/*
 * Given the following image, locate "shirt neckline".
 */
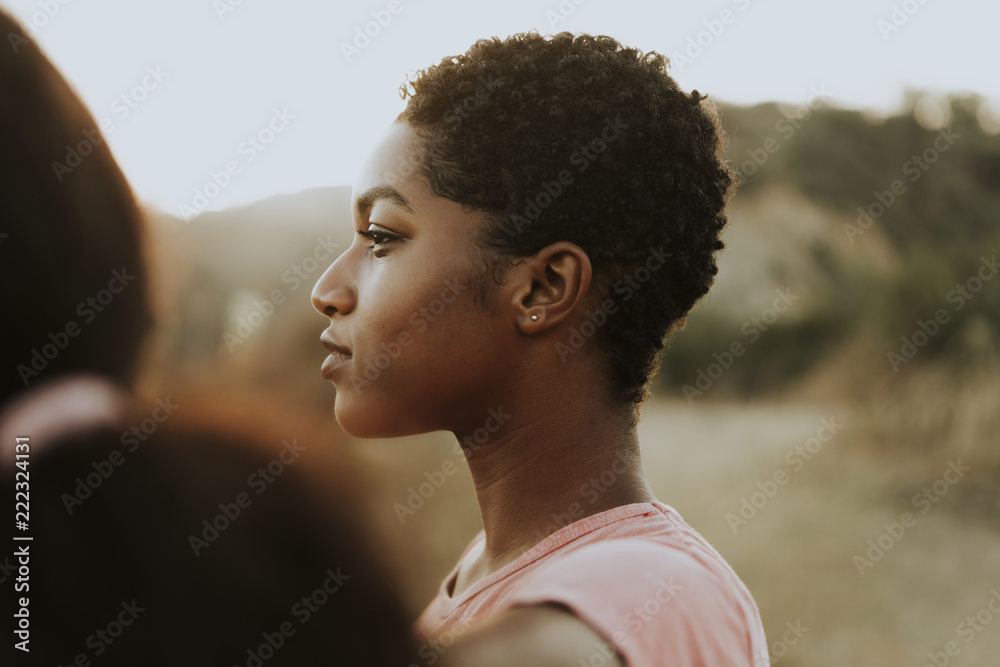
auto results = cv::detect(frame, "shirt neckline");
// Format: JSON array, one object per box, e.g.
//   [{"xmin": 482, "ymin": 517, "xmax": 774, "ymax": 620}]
[{"xmin": 437, "ymin": 500, "xmax": 673, "ymax": 613}]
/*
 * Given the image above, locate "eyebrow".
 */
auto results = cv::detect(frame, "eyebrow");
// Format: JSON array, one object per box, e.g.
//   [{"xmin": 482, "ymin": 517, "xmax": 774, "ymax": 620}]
[{"xmin": 354, "ymin": 185, "xmax": 415, "ymax": 217}]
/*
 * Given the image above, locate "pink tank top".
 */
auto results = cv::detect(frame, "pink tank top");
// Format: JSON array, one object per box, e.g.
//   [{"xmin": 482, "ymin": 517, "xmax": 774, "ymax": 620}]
[{"xmin": 414, "ymin": 501, "xmax": 769, "ymax": 666}]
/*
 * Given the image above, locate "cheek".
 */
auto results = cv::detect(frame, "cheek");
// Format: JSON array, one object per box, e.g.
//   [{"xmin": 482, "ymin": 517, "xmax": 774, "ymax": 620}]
[
  {"xmin": 361, "ymin": 284, "xmax": 474, "ymax": 378},
  {"xmin": 333, "ymin": 316, "xmax": 472, "ymax": 439},
  {"xmin": 345, "ymin": 272, "xmax": 487, "ymax": 404},
  {"xmin": 361, "ymin": 260, "xmax": 477, "ymax": 347},
  {"xmin": 357, "ymin": 268, "xmax": 444, "ymax": 349}
]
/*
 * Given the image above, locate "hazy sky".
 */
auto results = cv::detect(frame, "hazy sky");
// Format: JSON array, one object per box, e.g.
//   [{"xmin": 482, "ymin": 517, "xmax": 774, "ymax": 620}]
[{"xmin": 4, "ymin": 0, "xmax": 997, "ymax": 217}]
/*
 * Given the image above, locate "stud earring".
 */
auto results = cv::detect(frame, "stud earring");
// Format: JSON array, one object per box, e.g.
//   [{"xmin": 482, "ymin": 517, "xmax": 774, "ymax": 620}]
[{"xmin": 530, "ymin": 314, "xmax": 538, "ymax": 321}]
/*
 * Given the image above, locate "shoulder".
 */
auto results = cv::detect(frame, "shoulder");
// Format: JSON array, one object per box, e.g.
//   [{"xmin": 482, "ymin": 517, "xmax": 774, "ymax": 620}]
[
  {"xmin": 514, "ymin": 535, "xmax": 735, "ymax": 615},
  {"xmin": 506, "ymin": 536, "xmax": 765, "ymax": 666},
  {"xmin": 442, "ymin": 603, "xmax": 625, "ymax": 667}
]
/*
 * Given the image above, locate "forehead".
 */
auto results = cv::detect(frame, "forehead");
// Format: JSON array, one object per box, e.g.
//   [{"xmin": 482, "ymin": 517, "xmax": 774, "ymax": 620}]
[
  {"xmin": 351, "ymin": 121, "xmax": 426, "ymax": 214},
  {"xmin": 349, "ymin": 121, "xmax": 488, "ymax": 240}
]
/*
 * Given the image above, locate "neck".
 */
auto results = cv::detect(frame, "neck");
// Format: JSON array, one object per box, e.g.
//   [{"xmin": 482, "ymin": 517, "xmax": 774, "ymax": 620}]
[{"xmin": 452, "ymin": 391, "xmax": 656, "ymax": 574}]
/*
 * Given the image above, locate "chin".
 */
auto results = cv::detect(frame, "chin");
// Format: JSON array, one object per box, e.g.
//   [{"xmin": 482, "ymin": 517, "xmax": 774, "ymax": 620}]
[
  {"xmin": 333, "ymin": 396, "xmax": 404, "ymax": 439},
  {"xmin": 333, "ymin": 398, "xmax": 370, "ymax": 438}
]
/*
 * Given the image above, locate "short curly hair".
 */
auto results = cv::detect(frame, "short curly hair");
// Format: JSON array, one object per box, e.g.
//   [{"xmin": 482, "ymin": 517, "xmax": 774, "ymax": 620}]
[{"xmin": 397, "ymin": 31, "xmax": 734, "ymax": 406}]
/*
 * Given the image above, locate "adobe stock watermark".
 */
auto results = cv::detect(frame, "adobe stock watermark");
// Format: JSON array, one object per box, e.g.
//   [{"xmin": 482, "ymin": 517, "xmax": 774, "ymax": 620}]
[
  {"xmin": 60, "ymin": 397, "xmax": 180, "ymax": 514},
  {"xmin": 436, "ymin": 75, "xmax": 500, "ymax": 132},
  {"xmin": 349, "ymin": 277, "xmax": 469, "ymax": 390},
  {"xmin": 233, "ymin": 567, "xmax": 351, "ymax": 667},
  {"xmin": 340, "ymin": 0, "xmax": 407, "ymax": 63},
  {"xmin": 544, "ymin": 0, "xmax": 593, "ymax": 30},
  {"xmin": 843, "ymin": 125, "xmax": 959, "ymax": 243},
  {"xmin": 0, "ymin": 552, "xmax": 17, "ymax": 586},
  {"xmin": 15, "ymin": 268, "xmax": 136, "ymax": 387},
  {"xmin": 533, "ymin": 449, "xmax": 637, "ymax": 542},
  {"xmin": 393, "ymin": 406, "xmax": 510, "ymax": 523},
  {"xmin": 187, "ymin": 438, "xmax": 305, "ymax": 556},
  {"xmin": 737, "ymin": 85, "xmax": 831, "ymax": 184},
  {"xmin": 556, "ymin": 245, "xmax": 672, "ymax": 363},
  {"xmin": 887, "ymin": 254, "xmax": 998, "ymax": 372},
  {"xmin": 726, "ymin": 417, "xmax": 842, "ymax": 534},
  {"xmin": 511, "ymin": 117, "xmax": 629, "ymax": 234},
  {"xmin": 12, "ymin": 545, "xmax": 29, "ymax": 652},
  {"xmin": 383, "ymin": 75, "xmax": 501, "ymax": 187},
  {"xmin": 224, "ymin": 235, "xmax": 342, "ymax": 352},
  {"xmin": 920, "ymin": 587, "xmax": 1000, "ymax": 667},
  {"xmin": 579, "ymin": 577, "xmax": 683, "ymax": 666},
  {"xmin": 51, "ymin": 65, "xmax": 169, "ymax": 182},
  {"xmin": 178, "ymin": 107, "xmax": 295, "ymax": 221},
  {"xmin": 213, "ymin": 0, "xmax": 252, "ymax": 21},
  {"xmin": 669, "ymin": 0, "xmax": 755, "ymax": 73},
  {"xmin": 754, "ymin": 619, "xmax": 810, "ymax": 665},
  {"xmin": 877, "ymin": 0, "xmax": 932, "ymax": 41},
  {"xmin": 6, "ymin": 0, "xmax": 75, "ymax": 51},
  {"xmin": 853, "ymin": 459, "xmax": 969, "ymax": 576},
  {"xmin": 682, "ymin": 287, "xmax": 800, "ymax": 403},
  {"xmin": 409, "ymin": 615, "xmax": 476, "ymax": 667}
]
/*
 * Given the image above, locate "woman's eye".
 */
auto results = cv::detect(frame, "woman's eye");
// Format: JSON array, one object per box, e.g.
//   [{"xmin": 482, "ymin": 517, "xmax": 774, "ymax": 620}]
[{"xmin": 357, "ymin": 226, "xmax": 396, "ymax": 254}]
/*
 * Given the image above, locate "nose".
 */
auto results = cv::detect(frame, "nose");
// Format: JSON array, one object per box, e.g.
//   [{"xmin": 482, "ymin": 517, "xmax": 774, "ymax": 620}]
[{"xmin": 311, "ymin": 249, "xmax": 356, "ymax": 318}]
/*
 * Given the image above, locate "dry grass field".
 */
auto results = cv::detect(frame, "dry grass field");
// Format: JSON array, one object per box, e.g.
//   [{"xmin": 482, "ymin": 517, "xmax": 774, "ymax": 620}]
[{"xmin": 345, "ymin": 397, "xmax": 1000, "ymax": 666}]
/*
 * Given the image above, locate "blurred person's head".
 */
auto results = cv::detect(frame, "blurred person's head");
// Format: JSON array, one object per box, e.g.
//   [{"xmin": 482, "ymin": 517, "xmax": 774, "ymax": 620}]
[
  {"xmin": 0, "ymin": 11, "xmax": 419, "ymax": 663},
  {"xmin": 311, "ymin": 31, "xmax": 732, "ymax": 435},
  {"xmin": 2, "ymin": 407, "xmax": 418, "ymax": 665},
  {"xmin": 0, "ymin": 7, "xmax": 154, "ymax": 408}
]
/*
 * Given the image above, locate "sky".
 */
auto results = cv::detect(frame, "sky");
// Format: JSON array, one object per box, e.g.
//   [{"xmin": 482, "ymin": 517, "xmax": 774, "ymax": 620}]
[{"xmin": 4, "ymin": 0, "xmax": 998, "ymax": 217}]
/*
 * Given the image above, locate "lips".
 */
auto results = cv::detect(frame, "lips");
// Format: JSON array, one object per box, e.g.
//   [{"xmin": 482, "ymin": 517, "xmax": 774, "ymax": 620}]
[
  {"xmin": 320, "ymin": 333, "xmax": 352, "ymax": 358},
  {"xmin": 320, "ymin": 332, "xmax": 352, "ymax": 380}
]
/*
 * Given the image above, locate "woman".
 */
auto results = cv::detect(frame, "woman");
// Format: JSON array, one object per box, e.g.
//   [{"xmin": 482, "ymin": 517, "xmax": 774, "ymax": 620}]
[
  {"xmin": 0, "ymin": 9, "xmax": 417, "ymax": 664},
  {"xmin": 311, "ymin": 31, "xmax": 769, "ymax": 666}
]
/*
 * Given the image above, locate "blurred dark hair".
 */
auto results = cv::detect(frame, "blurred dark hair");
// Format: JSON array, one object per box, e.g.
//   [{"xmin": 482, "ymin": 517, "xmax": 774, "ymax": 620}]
[
  {"xmin": 2, "ymin": 409, "xmax": 418, "ymax": 665},
  {"xmin": 0, "ymin": 8, "xmax": 154, "ymax": 407},
  {"xmin": 0, "ymin": 11, "xmax": 418, "ymax": 663}
]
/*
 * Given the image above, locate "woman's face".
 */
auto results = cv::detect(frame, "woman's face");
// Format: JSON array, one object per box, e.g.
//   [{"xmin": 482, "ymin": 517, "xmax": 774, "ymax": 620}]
[{"xmin": 311, "ymin": 121, "xmax": 512, "ymax": 438}]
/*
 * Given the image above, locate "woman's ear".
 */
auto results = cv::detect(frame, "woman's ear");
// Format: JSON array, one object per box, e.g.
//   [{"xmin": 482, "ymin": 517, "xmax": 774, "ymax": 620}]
[{"xmin": 508, "ymin": 241, "xmax": 592, "ymax": 333}]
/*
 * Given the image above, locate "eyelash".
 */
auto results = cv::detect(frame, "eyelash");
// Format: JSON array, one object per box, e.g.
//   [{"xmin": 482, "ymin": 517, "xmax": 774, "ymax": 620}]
[{"xmin": 357, "ymin": 227, "xmax": 397, "ymax": 255}]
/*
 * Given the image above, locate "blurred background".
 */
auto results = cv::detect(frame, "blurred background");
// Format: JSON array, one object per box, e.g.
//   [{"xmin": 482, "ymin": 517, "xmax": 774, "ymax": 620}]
[{"xmin": 6, "ymin": 0, "xmax": 999, "ymax": 664}]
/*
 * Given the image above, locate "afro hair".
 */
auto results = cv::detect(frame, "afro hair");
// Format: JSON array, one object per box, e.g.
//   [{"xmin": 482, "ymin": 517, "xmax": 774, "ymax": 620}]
[{"xmin": 397, "ymin": 31, "xmax": 735, "ymax": 406}]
